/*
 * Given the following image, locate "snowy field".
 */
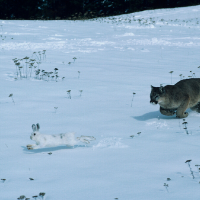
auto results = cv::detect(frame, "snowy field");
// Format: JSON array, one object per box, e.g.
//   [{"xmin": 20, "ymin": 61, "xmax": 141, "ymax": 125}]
[{"xmin": 1, "ymin": 5, "xmax": 200, "ymax": 200}]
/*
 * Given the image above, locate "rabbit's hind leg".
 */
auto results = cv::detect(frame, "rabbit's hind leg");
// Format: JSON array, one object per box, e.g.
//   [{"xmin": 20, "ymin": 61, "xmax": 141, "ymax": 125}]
[
  {"xmin": 77, "ymin": 136, "xmax": 96, "ymax": 144},
  {"xmin": 27, "ymin": 144, "xmax": 38, "ymax": 150},
  {"xmin": 77, "ymin": 137, "xmax": 90, "ymax": 144},
  {"xmin": 80, "ymin": 136, "xmax": 96, "ymax": 141}
]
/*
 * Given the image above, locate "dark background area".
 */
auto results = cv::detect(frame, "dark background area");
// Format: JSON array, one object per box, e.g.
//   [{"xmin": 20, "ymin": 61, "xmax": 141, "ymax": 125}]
[{"xmin": 0, "ymin": 0, "xmax": 200, "ymax": 20}]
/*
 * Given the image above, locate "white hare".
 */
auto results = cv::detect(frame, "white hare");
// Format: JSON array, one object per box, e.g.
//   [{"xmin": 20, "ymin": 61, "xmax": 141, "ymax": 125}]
[{"xmin": 27, "ymin": 123, "xmax": 96, "ymax": 150}]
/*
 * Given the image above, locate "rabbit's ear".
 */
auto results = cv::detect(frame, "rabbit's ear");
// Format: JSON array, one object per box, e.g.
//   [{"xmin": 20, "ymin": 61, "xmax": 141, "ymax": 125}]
[
  {"xmin": 36, "ymin": 123, "xmax": 40, "ymax": 131},
  {"xmin": 32, "ymin": 124, "xmax": 36, "ymax": 131}
]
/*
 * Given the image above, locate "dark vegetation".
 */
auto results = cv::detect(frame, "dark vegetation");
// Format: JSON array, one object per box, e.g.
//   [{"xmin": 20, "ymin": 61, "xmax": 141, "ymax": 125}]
[{"xmin": 0, "ymin": 0, "xmax": 200, "ymax": 20}]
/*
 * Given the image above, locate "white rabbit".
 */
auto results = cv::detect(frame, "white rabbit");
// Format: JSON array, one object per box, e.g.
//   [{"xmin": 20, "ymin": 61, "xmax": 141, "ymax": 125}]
[{"xmin": 27, "ymin": 123, "xmax": 96, "ymax": 150}]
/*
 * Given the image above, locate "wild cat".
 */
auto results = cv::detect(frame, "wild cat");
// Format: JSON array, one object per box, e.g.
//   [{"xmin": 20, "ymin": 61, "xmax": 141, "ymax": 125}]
[
  {"xmin": 27, "ymin": 123, "xmax": 96, "ymax": 150},
  {"xmin": 150, "ymin": 78, "xmax": 200, "ymax": 118}
]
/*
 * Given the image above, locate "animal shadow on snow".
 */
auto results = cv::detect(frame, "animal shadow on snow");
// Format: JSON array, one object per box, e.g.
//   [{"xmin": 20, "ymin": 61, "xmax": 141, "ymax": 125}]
[
  {"xmin": 22, "ymin": 145, "xmax": 88, "ymax": 154},
  {"xmin": 132, "ymin": 110, "xmax": 192, "ymax": 121}
]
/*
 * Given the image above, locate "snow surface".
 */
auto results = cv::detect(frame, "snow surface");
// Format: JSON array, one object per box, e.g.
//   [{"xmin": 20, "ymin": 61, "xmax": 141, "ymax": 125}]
[{"xmin": 1, "ymin": 5, "xmax": 200, "ymax": 200}]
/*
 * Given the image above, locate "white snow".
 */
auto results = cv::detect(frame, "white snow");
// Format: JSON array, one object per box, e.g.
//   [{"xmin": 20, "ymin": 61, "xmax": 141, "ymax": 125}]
[{"xmin": 1, "ymin": 5, "xmax": 200, "ymax": 200}]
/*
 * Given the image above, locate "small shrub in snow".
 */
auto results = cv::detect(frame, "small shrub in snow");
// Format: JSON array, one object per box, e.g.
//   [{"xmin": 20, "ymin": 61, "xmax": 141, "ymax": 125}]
[
  {"xmin": 195, "ymin": 164, "xmax": 200, "ymax": 171},
  {"xmin": 13, "ymin": 51, "xmax": 62, "ymax": 82},
  {"xmin": 39, "ymin": 193, "xmax": 45, "ymax": 199},
  {"xmin": 54, "ymin": 68, "xmax": 58, "ymax": 73},
  {"xmin": 182, "ymin": 120, "xmax": 189, "ymax": 134},
  {"xmin": 189, "ymin": 70, "xmax": 193, "ymax": 77},
  {"xmin": 79, "ymin": 90, "xmax": 83, "ymax": 97},
  {"xmin": 169, "ymin": 71, "xmax": 173, "ymax": 84},
  {"xmin": 17, "ymin": 195, "xmax": 26, "ymax": 200},
  {"xmin": 67, "ymin": 90, "xmax": 71, "ymax": 99},
  {"xmin": 23, "ymin": 56, "xmax": 29, "ymax": 78},
  {"xmin": 78, "ymin": 71, "xmax": 80, "ymax": 79},
  {"xmin": 163, "ymin": 183, "xmax": 169, "ymax": 192},
  {"xmin": 13, "ymin": 55, "xmax": 36, "ymax": 80},
  {"xmin": 8, "ymin": 93, "xmax": 15, "ymax": 105},
  {"xmin": 42, "ymin": 50, "xmax": 46, "ymax": 60},
  {"xmin": 183, "ymin": 126, "xmax": 189, "ymax": 134},
  {"xmin": 55, "ymin": 74, "xmax": 59, "ymax": 82},
  {"xmin": 131, "ymin": 92, "xmax": 136, "ymax": 107},
  {"xmin": 54, "ymin": 107, "xmax": 58, "ymax": 113},
  {"xmin": 185, "ymin": 160, "xmax": 195, "ymax": 179}
]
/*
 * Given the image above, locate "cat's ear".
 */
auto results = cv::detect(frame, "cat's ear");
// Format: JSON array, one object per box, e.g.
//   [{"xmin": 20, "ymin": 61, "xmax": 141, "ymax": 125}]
[
  {"xmin": 159, "ymin": 86, "xmax": 165, "ymax": 93},
  {"xmin": 151, "ymin": 85, "xmax": 154, "ymax": 90}
]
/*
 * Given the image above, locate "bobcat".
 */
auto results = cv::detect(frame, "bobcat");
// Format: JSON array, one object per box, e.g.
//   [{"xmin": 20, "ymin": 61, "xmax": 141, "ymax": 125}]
[{"xmin": 150, "ymin": 78, "xmax": 200, "ymax": 118}]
